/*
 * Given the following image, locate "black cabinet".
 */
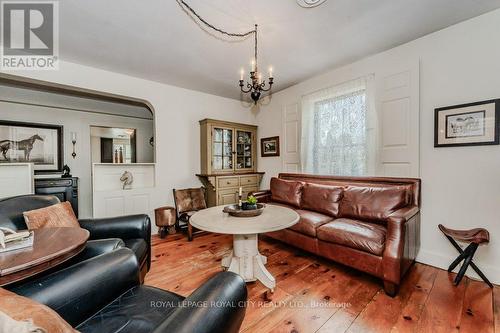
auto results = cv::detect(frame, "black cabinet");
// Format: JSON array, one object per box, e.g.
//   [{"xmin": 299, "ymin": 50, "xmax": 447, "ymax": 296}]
[{"xmin": 34, "ymin": 177, "xmax": 79, "ymax": 217}]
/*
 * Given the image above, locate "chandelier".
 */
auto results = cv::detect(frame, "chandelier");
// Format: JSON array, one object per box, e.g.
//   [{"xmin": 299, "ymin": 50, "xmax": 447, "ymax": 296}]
[
  {"xmin": 178, "ymin": 0, "xmax": 274, "ymax": 104},
  {"xmin": 239, "ymin": 24, "xmax": 274, "ymax": 104}
]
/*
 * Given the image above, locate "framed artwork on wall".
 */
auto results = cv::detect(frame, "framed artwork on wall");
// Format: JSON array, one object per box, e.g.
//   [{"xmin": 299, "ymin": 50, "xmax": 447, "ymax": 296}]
[
  {"xmin": 0, "ymin": 120, "xmax": 63, "ymax": 173},
  {"xmin": 261, "ymin": 136, "xmax": 280, "ymax": 157},
  {"xmin": 434, "ymin": 99, "xmax": 500, "ymax": 147}
]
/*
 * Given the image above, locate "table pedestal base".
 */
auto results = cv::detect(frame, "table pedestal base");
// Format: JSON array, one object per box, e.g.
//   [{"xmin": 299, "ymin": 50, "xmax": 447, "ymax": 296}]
[{"xmin": 221, "ymin": 234, "xmax": 275, "ymax": 291}]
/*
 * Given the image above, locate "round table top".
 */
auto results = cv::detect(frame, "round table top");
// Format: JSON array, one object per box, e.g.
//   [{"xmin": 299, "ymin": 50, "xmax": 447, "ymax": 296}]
[
  {"xmin": 0, "ymin": 227, "xmax": 89, "ymax": 286},
  {"xmin": 190, "ymin": 204, "xmax": 300, "ymax": 235}
]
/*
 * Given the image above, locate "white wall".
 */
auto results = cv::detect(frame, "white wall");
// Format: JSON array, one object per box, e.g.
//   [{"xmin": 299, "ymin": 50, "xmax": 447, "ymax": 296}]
[
  {"xmin": 0, "ymin": 100, "xmax": 154, "ymax": 217},
  {"xmin": 1, "ymin": 60, "xmax": 256, "ymax": 222},
  {"xmin": 255, "ymin": 9, "xmax": 500, "ymax": 283}
]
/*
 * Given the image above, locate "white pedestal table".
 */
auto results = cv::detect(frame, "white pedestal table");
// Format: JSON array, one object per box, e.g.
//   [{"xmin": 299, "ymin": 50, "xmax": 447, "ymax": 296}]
[{"xmin": 190, "ymin": 204, "xmax": 299, "ymax": 291}]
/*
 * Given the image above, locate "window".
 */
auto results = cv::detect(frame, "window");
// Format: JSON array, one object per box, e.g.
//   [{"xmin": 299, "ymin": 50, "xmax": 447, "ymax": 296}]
[
  {"xmin": 301, "ymin": 76, "xmax": 374, "ymax": 176},
  {"xmin": 312, "ymin": 89, "xmax": 367, "ymax": 175}
]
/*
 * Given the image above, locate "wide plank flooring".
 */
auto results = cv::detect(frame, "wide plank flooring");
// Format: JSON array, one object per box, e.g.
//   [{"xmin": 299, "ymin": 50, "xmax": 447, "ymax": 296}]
[{"xmin": 145, "ymin": 232, "xmax": 499, "ymax": 333}]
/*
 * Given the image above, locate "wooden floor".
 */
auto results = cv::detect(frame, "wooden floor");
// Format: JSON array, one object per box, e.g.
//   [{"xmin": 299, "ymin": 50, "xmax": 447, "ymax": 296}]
[{"xmin": 145, "ymin": 232, "xmax": 500, "ymax": 333}]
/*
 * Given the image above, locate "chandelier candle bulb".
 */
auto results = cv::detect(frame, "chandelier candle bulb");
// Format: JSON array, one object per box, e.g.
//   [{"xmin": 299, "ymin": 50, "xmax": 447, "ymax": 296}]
[
  {"xmin": 269, "ymin": 67, "xmax": 273, "ymax": 78},
  {"xmin": 240, "ymin": 69, "xmax": 244, "ymax": 81}
]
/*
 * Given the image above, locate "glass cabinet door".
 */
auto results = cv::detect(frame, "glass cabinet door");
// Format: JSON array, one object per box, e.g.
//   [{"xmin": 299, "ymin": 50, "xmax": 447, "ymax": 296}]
[
  {"xmin": 212, "ymin": 127, "xmax": 233, "ymax": 171},
  {"xmin": 236, "ymin": 130, "xmax": 253, "ymax": 170}
]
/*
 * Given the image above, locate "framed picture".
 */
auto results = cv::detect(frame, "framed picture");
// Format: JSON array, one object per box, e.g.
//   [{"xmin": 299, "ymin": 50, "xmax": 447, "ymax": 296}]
[
  {"xmin": 434, "ymin": 99, "xmax": 500, "ymax": 147},
  {"xmin": 0, "ymin": 120, "xmax": 63, "ymax": 173},
  {"xmin": 261, "ymin": 136, "xmax": 280, "ymax": 157}
]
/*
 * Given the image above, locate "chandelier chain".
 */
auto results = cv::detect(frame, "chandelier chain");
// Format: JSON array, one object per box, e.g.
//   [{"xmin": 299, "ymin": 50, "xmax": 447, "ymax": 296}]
[{"xmin": 179, "ymin": 0, "xmax": 256, "ymax": 38}]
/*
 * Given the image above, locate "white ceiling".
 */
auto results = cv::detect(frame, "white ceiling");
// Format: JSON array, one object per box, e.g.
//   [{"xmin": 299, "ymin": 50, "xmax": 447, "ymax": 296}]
[{"xmin": 59, "ymin": 0, "xmax": 500, "ymax": 100}]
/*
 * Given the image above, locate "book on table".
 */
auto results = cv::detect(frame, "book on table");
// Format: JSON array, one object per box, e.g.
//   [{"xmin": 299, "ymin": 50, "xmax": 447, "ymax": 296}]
[{"xmin": 0, "ymin": 228, "xmax": 34, "ymax": 253}]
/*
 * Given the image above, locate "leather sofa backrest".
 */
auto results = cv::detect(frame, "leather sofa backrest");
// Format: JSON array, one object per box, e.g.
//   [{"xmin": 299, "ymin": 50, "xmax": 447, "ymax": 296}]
[
  {"xmin": 301, "ymin": 183, "xmax": 343, "ymax": 217},
  {"xmin": 270, "ymin": 177, "xmax": 303, "ymax": 208},
  {"xmin": 278, "ymin": 173, "xmax": 420, "ymax": 207},
  {"xmin": 339, "ymin": 185, "xmax": 409, "ymax": 223},
  {"xmin": 0, "ymin": 195, "xmax": 60, "ymax": 231}
]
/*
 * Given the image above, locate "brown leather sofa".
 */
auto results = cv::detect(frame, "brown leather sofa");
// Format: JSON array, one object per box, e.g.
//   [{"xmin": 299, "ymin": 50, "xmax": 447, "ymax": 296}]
[{"xmin": 252, "ymin": 173, "xmax": 421, "ymax": 296}]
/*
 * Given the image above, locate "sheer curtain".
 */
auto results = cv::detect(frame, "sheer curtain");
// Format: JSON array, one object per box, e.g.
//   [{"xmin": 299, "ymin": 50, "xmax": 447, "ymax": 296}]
[{"xmin": 301, "ymin": 75, "xmax": 377, "ymax": 176}]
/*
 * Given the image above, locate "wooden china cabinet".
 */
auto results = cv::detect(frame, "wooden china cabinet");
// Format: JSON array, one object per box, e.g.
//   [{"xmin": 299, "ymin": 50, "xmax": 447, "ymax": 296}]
[{"xmin": 197, "ymin": 119, "xmax": 264, "ymax": 207}]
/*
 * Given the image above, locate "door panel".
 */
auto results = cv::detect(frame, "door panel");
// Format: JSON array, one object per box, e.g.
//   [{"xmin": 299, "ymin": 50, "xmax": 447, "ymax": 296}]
[
  {"xmin": 376, "ymin": 61, "xmax": 420, "ymax": 177},
  {"xmin": 282, "ymin": 103, "xmax": 301, "ymax": 173}
]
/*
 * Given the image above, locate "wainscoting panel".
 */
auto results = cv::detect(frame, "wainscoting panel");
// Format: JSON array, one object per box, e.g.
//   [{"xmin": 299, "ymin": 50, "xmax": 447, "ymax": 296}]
[
  {"xmin": 93, "ymin": 163, "xmax": 155, "ymax": 218},
  {"xmin": 0, "ymin": 163, "xmax": 34, "ymax": 199}
]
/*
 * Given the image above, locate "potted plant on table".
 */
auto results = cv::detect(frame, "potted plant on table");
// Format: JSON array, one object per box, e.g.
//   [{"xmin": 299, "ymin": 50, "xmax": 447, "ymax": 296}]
[{"xmin": 241, "ymin": 195, "xmax": 258, "ymax": 210}]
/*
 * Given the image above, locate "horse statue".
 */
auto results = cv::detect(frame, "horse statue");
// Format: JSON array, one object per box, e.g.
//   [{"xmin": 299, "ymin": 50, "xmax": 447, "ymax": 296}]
[
  {"xmin": 120, "ymin": 171, "xmax": 133, "ymax": 190},
  {"xmin": 0, "ymin": 134, "xmax": 44, "ymax": 161}
]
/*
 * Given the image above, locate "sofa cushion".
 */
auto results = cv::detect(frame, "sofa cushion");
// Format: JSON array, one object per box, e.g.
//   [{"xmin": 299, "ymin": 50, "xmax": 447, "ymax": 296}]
[
  {"xmin": 339, "ymin": 185, "xmax": 408, "ymax": 223},
  {"xmin": 289, "ymin": 209, "xmax": 333, "ymax": 237},
  {"xmin": 270, "ymin": 177, "xmax": 304, "ymax": 208},
  {"xmin": 124, "ymin": 239, "xmax": 148, "ymax": 265},
  {"xmin": 317, "ymin": 218, "xmax": 386, "ymax": 255},
  {"xmin": 76, "ymin": 285, "xmax": 184, "ymax": 333},
  {"xmin": 301, "ymin": 183, "xmax": 343, "ymax": 217}
]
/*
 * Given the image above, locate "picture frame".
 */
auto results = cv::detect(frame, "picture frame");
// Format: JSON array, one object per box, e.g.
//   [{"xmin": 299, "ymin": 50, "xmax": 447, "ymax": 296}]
[
  {"xmin": 0, "ymin": 120, "xmax": 64, "ymax": 173},
  {"xmin": 260, "ymin": 136, "xmax": 280, "ymax": 157},
  {"xmin": 434, "ymin": 99, "xmax": 500, "ymax": 147}
]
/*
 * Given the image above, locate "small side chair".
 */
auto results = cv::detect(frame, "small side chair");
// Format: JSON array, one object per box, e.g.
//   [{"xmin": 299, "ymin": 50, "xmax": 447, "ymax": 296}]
[
  {"xmin": 173, "ymin": 187, "xmax": 207, "ymax": 241},
  {"xmin": 438, "ymin": 224, "xmax": 493, "ymax": 288}
]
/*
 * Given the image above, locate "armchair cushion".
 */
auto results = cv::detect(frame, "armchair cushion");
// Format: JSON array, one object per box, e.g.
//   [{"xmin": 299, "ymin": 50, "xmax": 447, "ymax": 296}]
[{"xmin": 76, "ymin": 286, "xmax": 184, "ymax": 333}]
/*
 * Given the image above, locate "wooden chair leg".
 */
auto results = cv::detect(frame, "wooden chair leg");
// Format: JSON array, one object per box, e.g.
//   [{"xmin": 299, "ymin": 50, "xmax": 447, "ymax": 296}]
[
  {"xmin": 454, "ymin": 243, "xmax": 477, "ymax": 286},
  {"xmin": 187, "ymin": 222, "xmax": 193, "ymax": 242}
]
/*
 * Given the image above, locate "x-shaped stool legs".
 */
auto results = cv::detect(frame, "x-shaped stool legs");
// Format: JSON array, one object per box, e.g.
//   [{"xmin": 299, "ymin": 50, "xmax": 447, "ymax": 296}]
[{"xmin": 444, "ymin": 235, "xmax": 493, "ymax": 288}]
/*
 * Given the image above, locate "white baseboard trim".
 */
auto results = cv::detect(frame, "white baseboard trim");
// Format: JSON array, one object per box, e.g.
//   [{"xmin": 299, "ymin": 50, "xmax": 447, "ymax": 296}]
[{"xmin": 416, "ymin": 249, "xmax": 499, "ymax": 285}]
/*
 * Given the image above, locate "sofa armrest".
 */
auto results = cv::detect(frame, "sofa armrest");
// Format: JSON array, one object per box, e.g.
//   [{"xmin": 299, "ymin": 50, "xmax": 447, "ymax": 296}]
[
  {"xmin": 9, "ymin": 248, "xmax": 139, "ymax": 327},
  {"xmin": 387, "ymin": 206, "xmax": 419, "ymax": 224},
  {"xmin": 250, "ymin": 190, "xmax": 272, "ymax": 203},
  {"xmin": 79, "ymin": 214, "xmax": 151, "ymax": 241},
  {"xmin": 153, "ymin": 272, "xmax": 247, "ymax": 333},
  {"xmin": 79, "ymin": 214, "xmax": 151, "ymax": 270},
  {"xmin": 382, "ymin": 206, "xmax": 420, "ymax": 287}
]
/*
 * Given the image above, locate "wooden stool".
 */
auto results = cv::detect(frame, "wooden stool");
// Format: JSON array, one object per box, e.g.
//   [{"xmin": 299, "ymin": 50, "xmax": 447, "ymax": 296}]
[
  {"xmin": 438, "ymin": 224, "xmax": 492, "ymax": 288},
  {"xmin": 154, "ymin": 206, "xmax": 176, "ymax": 239}
]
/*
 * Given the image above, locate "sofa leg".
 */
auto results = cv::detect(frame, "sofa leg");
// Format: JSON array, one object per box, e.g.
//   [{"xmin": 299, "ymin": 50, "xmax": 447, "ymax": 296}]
[{"xmin": 383, "ymin": 281, "xmax": 399, "ymax": 297}]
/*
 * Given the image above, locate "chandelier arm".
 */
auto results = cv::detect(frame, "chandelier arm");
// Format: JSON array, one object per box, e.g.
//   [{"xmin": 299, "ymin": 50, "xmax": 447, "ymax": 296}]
[{"xmin": 240, "ymin": 85, "xmax": 253, "ymax": 94}]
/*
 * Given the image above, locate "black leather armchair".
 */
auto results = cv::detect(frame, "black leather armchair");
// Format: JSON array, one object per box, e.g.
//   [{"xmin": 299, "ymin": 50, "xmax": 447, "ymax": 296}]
[
  {"xmin": 10, "ymin": 248, "xmax": 247, "ymax": 333},
  {"xmin": 0, "ymin": 194, "xmax": 151, "ymax": 281}
]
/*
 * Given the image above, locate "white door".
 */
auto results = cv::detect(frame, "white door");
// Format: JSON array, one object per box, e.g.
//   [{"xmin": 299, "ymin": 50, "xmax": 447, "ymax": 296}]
[
  {"xmin": 282, "ymin": 103, "xmax": 301, "ymax": 173},
  {"xmin": 376, "ymin": 60, "xmax": 420, "ymax": 177}
]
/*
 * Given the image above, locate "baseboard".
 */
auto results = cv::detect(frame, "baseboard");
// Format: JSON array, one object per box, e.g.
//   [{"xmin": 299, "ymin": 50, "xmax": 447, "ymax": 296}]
[{"xmin": 416, "ymin": 249, "xmax": 500, "ymax": 285}]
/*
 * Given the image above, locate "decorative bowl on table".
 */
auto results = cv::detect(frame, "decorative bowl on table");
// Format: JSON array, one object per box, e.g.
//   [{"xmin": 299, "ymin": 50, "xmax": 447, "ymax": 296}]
[{"xmin": 223, "ymin": 203, "xmax": 266, "ymax": 217}]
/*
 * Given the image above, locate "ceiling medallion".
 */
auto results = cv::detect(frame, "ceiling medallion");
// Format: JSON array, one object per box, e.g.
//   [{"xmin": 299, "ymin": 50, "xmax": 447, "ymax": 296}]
[
  {"xmin": 296, "ymin": 0, "xmax": 327, "ymax": 8},
  {"xmin": 178, "ymin": 0, "xmax": 274, "ymax": 104}
]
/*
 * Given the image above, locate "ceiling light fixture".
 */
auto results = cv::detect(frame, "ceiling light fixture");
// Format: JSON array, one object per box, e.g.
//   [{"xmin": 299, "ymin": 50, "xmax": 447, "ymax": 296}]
[
  {"xmin": 178, "ymin": 0, "xmax": 274, "ymax": 104},
  {"xmin": 296, "ymin": 0, "xmax": 327, "ymax": 8}
]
